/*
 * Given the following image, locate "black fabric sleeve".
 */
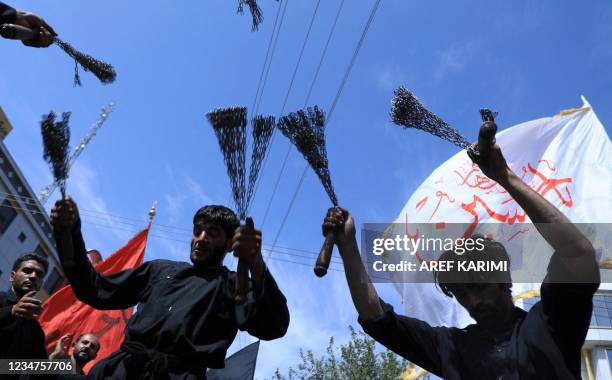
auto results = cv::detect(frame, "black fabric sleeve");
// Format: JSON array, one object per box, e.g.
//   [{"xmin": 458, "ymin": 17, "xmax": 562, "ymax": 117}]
[
  {"xmin": 55, "ymin": 223, "xmax": 153, "ymax": 310},
  {"xmin": 0, "ymin": 305, "xmax": 15, "ymax": 326},
  {"xmin": 358, "ymin": 298, "xmax": 444, "ymax": 376},
  {"xmin": 0, "ymin": 2, "xmax": 17, "ymax": 24},
  {"xmin": 541, "ymin": 252, "xmax": 599, "ymax": 369},
  {"xmin": 33, "ymin": 326, "xmax": 48, "ymax": 359},
  {"xmin": 234, "ymin": 268, "xmax": 289, "ymax": 340}
]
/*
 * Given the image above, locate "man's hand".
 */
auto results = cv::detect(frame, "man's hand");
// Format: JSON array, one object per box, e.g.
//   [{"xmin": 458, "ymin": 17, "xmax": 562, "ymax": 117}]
[
  {"xmin": 11, "ymin": 291, "xmax": 42, "ymax": 320},
  {"xmin": 468, "ymin": 139, "xmax": 511, "ymax": 185},
  {"xmin": 14, "ymin": 10, "xmax": 56, "ymax": 47},
  {"xmin": 322, "ymin": 207, "xmax": 356, "ymax": 249},
  {"xmin": 232, "ymin": 217, "xmax": 264, "ymax": 273},
  {"xmin": 50, "ymin": 197, "xmax": 80, "ymax": 234},
  {"xmin": 49, "ymin": 333, "xmax": 72, "ymax": 359}
]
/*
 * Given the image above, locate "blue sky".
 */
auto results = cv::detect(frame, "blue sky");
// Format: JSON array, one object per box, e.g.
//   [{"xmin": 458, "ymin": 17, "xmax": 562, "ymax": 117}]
[{"xmin": 1, "ymin": 0, "xmax": 611, "ymax": 377}]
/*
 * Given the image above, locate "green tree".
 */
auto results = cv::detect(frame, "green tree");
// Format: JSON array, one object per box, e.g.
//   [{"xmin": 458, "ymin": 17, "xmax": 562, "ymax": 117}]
[{"xmin": 268, "ymin": 326, "xmax": 430, "ymax": 380}]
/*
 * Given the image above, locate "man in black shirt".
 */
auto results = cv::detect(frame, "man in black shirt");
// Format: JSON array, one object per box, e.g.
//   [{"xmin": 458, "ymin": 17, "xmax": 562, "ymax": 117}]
[
  {"xmin": 322, "ymin": 139, "xmax": 600, "ymax": 379},
  {"xmin": 0, "ymin": 2, "xmax": 55, "ymax": 47},
  {"xmin": 0, "ymin": 253, "xmax": 49, "ymax": 361},
  {"xmin": 51, "ymin": 199, "xmax": 290, "ymax": 379},
  {"xmin": 50, "ymin": 333, "xmax": 100, "ymax": 375}
]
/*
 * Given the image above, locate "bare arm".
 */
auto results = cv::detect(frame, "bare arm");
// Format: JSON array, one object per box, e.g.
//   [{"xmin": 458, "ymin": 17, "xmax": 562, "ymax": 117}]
[
  {"xmin": 323, "ymin": 208, "xmax": 383, "ymax": 321},
  {"xmin": 472, "ymin": 137, "xmax": 598, "ymax": 282}
]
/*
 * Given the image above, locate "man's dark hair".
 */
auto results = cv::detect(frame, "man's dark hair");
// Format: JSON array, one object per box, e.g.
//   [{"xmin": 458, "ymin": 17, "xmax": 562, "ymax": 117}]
[
  {"xmin": 434, "ymin": 235, "xmax": 512, "ymax": 298},
  {"xmin": 193, "ymin": 205, "xmax": 240, "ymax": 240},
  {"xmin": 12, "ymin": 253, "xmax": 49, "ymax": 274}
]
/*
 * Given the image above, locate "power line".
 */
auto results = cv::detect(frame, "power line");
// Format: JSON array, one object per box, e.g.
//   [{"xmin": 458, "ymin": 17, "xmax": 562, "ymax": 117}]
[
  {"xmin": 250, "ymin": 0, "xmax": 323, "ymax": 216},
  {"xmin": 258, "ymin": 0, "xmax": 346, "ymax": 228},
  {"xmin": 0, "ymin": 200, "xmax": 336, "ymax": 261},
  {"xmin": 250, "ymin": 0, "xmax": 286, "ymax": 117},
  {"xmin": 252, "ymin": 0, "xmax": 290, "ymax": 117},
  {"xmin": 267, "ymin": 0, "xmax": 382, "ymax": 260},
  {"xmin": 1, "ymin": 203, "xmax": 393, "ymax": 281}
]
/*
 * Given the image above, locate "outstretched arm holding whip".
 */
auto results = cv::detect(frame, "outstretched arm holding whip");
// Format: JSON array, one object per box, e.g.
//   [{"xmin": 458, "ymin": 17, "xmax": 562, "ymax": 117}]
[
  {"xmin": 276, "ymin": 106, "xmax": 339, "ymax": 277},
  {"xmin": 0, "ymin": 2, "xmax": 116, "ymax": 86},
  {"xmin": 206, "ymin": 107, "xmax": 275, "ymax": 303},
  {"xmin": 390, "ymin": 85, "xmax": 498, "ymax": 160}
]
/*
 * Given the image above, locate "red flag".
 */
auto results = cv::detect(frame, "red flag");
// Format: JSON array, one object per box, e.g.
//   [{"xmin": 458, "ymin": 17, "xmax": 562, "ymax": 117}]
[{"xmin": 38, "ymin": 226, "xmax": 150, "ymax": 373}]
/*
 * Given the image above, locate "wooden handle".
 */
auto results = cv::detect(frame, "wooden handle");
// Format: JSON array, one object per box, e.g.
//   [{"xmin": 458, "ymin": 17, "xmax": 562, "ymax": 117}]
[
  {"xmin": 235, "ymin": 259, "xmax": 249, "ymax": 304},
  {"xmin": 0, "ymin": 24, "xmax": 37, "ymax": 41},
  {"xmin": 477, "ymin": 109, "xmax": 497, "ymax": 157},
  {"xmin": 234, "ymin": 217, "xmax": 255, "ymax": 304},
  {"xmin": 314, "ymin": 230, "xmax": 335, "ymax": 277}
]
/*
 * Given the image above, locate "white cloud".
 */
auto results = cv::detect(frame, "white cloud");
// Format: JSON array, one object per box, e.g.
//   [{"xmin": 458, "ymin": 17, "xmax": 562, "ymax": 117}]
[
  {"xmin": 376, "ymin": 64, "xmax": 408, "ymax": 91},
  {"xmin": 69, "ymin": 160, "xmax": 132, "ymax": 254},
  {"xmin": 433, "ymin": 41, "xmax": 479, "ymax": 83}
]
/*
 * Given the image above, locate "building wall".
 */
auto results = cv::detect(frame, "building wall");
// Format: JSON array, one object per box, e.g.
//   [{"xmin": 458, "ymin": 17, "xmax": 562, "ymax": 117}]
[{"xmin": 0, "ymin": 139, "xmax": 65, "ymax": 299}]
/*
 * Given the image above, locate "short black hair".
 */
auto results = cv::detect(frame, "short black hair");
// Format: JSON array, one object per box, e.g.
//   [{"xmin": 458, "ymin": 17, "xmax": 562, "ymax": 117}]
[
  {"xmin": 193, "ymin": 205, "xmax": 240, "ymax": 240},
  {"xmin": 12, "ymin": 253, "xmax": 49, "ymax": 275},
  {"xmin": 434, "ymin": 235, "xmax": 511, "ymax": 298}
]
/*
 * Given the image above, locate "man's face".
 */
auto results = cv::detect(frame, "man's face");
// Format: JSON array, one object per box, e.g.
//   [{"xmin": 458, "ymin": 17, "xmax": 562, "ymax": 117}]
[
  {"xmin": 10, "ymin": 260, "xmax": 46, "ymax": 297},
  {"xmin": 190, "ymin": 217, "xmax": 230, "ymax": 267},
  {"xmin": 450, "ymin": 283, "xmax": 511, "ymax": 325},
  {"xmin": 72, "ymin": 334, "xmax": 100, "ymax": 364}
]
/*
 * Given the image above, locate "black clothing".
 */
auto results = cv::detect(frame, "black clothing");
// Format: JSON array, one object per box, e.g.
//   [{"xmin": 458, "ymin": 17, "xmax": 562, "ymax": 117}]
[
  {"xmin": 0, "ymin": 289, "xmax": 48, "ymax": 359},
  {"xmin": 0, "ymin": 2, "xmax": 16, "ymax": 25},
  {"xmin": 359, "ymin": 255, "xmax": 599, "ymax": 379},
  {"xmin": 56, "ymin": 224, "xmax": 289, "ymax": 380}
]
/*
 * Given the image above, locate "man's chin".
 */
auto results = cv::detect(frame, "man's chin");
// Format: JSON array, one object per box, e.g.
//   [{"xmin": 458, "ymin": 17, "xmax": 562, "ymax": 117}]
[
  {"xmin": 191, "ymin": 251, "xmax": 223, "ymax": 267},
  {"xmin": 74, "ymin": 352, "xmax": 91, "ymax": 363}
]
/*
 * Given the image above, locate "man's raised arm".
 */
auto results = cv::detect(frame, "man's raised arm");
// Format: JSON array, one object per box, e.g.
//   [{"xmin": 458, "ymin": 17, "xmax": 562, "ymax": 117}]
[
  {"xmin": 470, "ymin": 139, "xmax": 600, "ymax": 284},
  {"xmin": 51, "ymin": 197, "xmax": 151, "ymax": 309},
  {"xmin": 324, "ymin": 208, "xmax": 383, "ymax": 321}
]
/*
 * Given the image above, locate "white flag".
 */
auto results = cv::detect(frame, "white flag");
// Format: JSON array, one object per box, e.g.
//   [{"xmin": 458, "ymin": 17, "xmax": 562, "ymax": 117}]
[{"xmin": 392, "ymin": 97, "xmax": 612, "ymax": 327}]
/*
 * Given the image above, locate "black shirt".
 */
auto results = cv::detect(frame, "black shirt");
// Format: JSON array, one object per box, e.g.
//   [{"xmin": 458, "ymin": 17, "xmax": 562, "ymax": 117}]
[
  {"xmin": 359, "ymin": 255, "xmax": 599, "ymax": 379},
  {"xmin": 0, "ymin": 2, "xmax": 16, "ymax": 25},
  {"xmin": 56, "ymin": 225, "xmax": 290, "ymax": 377},
  {"xmin": 0, "ymin": 289, "xmax": 48, "ymax": 359}
]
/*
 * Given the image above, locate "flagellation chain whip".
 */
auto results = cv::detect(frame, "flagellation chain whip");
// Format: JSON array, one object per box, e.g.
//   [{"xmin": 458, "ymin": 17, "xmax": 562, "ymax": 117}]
[
  {"xmin": 237, "ymin": 0, "xmax": 278, "ymax": 31},
  {"xmin": 390, "ymin": 86, "xmax": 498, "ymax": 159},
  {"xmin": 206, "ymin": 107, "xmax": 275, "ymax": 303},
  {"xmin": 0, "ymin": 23, "xmax": 116, "ymax": 86},
  {"xmin": 40, "ymin": 111, "xmax": 71, "ymax": 200},
  {"xmin": 276, "ymin": 106, "xmax": 339, "ymax": 277}
]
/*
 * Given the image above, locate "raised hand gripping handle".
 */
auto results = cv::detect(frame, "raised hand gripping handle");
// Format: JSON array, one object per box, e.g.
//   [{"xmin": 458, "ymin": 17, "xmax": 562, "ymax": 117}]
[
  {"xmin": 477, "ymin": 108, "xmax": 498, "ymax": 157},
  {"xmin": 0, "ymin": 24, "xmax": 37, "ymax": 41},
  {"xmin": 314, "ymin": 229, "xmax": 335, "ymax": 277},
  {"xmin": 234, "ymin": 217, "xmax": 255, "ymax": 304}
]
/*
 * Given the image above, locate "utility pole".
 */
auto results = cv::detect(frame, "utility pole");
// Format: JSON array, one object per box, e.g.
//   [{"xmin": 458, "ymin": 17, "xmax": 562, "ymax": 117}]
[{"xmin": 39, "ymin": 102, "xmax": 115, "ymax": 204}]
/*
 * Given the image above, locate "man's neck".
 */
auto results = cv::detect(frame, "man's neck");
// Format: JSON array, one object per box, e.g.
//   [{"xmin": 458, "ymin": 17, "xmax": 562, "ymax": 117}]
[
  {"xmin": 71, "ymin": 356, "xmax": 84, "ymax": 374},
  {"xmin": 10, "ymin": 286, "xmax": 24, "ymax": 299},
  {"xmin": 478, "ymin": 303, "xmax": 517, "ymax": 331}
]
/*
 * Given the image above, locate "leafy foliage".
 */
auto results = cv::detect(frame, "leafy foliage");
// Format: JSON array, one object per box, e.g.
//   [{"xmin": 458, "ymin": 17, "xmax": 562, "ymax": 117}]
[{"xmin": 267, "ymin": 326, "xmax": 430, "ymax": 380}]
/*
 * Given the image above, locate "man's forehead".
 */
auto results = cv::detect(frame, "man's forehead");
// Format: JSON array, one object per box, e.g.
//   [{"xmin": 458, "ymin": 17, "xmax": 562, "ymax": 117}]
[
  {"xmin": 17, "ymin": 260, "xmax": 45, "ymax": 272},
  {"xmin": 78, "ymin": 334, "xmax": 99, "ymax": 344},
  {"xmin": 193, "ymin": 218, "xmax": 222, "ymax": 228}
]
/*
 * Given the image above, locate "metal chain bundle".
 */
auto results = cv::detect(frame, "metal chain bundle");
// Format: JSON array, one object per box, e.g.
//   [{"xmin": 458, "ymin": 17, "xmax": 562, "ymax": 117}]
[
  {"xmin": 207, "ymin": 107, "xmax": 248, "ymax": 218},
  {"xmin": 390, "ymin": 86, "xmax": 471, "ymax": 149},
  {"xmin": 277, "ymin": 106, "xmax": 338, "ymax": 206},
  {"xmin": 41, "ymin": 111, "xmax": 71, "ymax": 198},
  {"xmin": 54, "ymin": 38, "xmax": 117, "ymax": 86},
  {"xmin": 237, "ymin": 0, "xmax": 264, "ymax": 31},
  {"xmin": 246, "ymin": 115, "xmax": 275, "ymax": 211}
]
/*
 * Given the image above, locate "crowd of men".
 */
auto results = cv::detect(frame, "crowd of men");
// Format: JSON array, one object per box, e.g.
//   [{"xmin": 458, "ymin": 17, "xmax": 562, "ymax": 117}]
[{"xmin": 0, "ymin": 1, "xmax": 601, "ymax": 379}]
